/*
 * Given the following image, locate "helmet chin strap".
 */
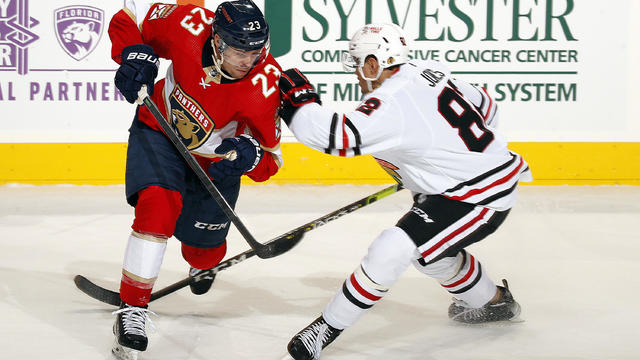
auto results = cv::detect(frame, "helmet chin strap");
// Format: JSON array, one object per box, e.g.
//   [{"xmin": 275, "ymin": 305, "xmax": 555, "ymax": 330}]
[
  {"xmin": 211, "ymin": 39, "xmax": 240, "ymax": 81},
  {"xmin": 358, "ymin": 66, "xmax": 384, "ymax": 93},
  {"xmin": 365, "ymin": 80, "xmax": 373, "ymax": 93}
]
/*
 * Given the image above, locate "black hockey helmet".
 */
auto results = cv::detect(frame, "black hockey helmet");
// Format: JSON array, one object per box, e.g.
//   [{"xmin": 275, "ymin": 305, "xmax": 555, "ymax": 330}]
[
  {"xmin": 211, "ymin": 0, "xmax": 270, "ymax": 80},
  {"xmin": 213, "ymin": 0, "xmax": 269, "ymax": 52}
]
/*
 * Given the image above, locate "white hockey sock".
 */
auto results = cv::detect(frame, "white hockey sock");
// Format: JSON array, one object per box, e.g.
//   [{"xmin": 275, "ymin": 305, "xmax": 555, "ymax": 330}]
[
  {"xmin": 323, "ymin": 227, "xmax": 419, "ymax": 329},
  {"xmin": 122, "ymin": 231, "xmax": 167, "ymax": 284},
  {"xmin": 413, "ymin": 250, "xmax": 496, "ymax": 308}
]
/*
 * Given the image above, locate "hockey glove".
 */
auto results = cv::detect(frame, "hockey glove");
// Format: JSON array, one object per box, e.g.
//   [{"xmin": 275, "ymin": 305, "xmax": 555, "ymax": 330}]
[
  {"xmin": 278, "ymin": 68, "xmax": 321, "ymax": 125},
  {"xmin": 208, "ymin": 134, "xmax": 264, "ymax": 181},
  {"xmin": 115, "ymin": 44, "xmax": 160, "ymax": 104}
]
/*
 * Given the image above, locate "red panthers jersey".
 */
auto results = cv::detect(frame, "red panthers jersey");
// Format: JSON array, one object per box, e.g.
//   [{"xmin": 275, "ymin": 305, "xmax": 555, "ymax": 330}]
[{"xmin": 109, "ymin": 2, "xmax": 282, "ymax": 182}]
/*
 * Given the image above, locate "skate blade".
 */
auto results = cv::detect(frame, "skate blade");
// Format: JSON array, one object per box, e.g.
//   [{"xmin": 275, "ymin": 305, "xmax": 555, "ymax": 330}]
[
  {"xmin": 450, "ymin": 316, "xmax": 525, "ymax": 327},
  {"xmin": 112, "ymin": 341, "xmax": 139, "ymax": 360},
  {"xmin": 279, "ymin": 354, "xmax": 295, "ymax": 360}
]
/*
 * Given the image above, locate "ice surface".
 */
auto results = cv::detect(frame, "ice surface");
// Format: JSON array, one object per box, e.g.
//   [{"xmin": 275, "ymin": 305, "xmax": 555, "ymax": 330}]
[{"xmin": 1, "ymin": 184, "xmax": 639, "ymax": 359}]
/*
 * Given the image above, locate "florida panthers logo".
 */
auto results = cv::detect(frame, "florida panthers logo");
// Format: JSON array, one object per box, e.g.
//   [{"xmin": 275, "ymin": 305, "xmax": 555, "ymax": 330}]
[
  {"xmin": 169, "ymin": 84, "xmax": 215, "ymax": 150},
  {"xmin": 172, "ymin": 109, "xmax": 201, "ymax": 148},
  {"xmin": 54, "ymin": 6, "xmax": 104, "ymax": 61}
]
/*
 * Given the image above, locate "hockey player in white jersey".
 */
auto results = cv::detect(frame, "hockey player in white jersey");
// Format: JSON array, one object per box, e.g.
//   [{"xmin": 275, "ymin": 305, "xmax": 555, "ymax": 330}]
[{"xmin": 279, "ymin": 23, "xmax": 532, "ymax": 359}]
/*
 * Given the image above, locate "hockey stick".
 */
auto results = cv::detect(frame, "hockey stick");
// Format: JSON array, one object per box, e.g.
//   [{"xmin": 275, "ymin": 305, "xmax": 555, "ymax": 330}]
[
  {"xmin": 74, "ymin": 183, "xmax": 404, "ymax": 306},
  {"xmin": 135, "ymin": 86, "xmax": 297, "ymax": 259}
]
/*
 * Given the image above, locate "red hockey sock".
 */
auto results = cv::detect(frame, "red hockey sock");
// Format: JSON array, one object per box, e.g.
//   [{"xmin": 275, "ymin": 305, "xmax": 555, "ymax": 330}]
[
  {"xmin": 120, "ymin": 273, "xmax": 154, "ymax": 306},
  {"xmin": 181, "ymin": 242, "xmax": 227, "ymax": 270}
]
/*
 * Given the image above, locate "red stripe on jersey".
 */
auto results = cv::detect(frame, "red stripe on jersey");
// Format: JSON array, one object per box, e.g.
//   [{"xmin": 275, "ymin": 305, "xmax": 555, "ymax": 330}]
[
  {"xmin": 481, "ymin": 87, "xmax": 493, "ymax": 120},
  {"xmin": 349, "ymin": 273, "xmax": 381, "ymax": 301},
  {"xmin": 340, "ymin": 115, "xmax": 350, "ymax": 156},
  {"xmin": 445, "ymin": 158, "xmax": 524, "ymax": 201},
  {"xmin": 442, "ymin": 254, "xmax": 476, "ymax": 288},
  {"xmin": 422, "ymin": 208, "xmax": 490, "ymax": 258}
]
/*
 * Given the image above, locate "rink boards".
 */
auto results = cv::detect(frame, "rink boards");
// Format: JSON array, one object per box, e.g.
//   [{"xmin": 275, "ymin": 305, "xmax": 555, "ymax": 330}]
[{"xmin": 1, "ymin": 142, "xmax": 639, "ymax": 185}]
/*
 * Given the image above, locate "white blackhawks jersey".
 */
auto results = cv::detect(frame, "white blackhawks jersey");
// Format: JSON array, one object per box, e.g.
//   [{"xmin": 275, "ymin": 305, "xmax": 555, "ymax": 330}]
[{"xmin": 289, "ymin": 60, "xmax": 532, "ymax": 211}]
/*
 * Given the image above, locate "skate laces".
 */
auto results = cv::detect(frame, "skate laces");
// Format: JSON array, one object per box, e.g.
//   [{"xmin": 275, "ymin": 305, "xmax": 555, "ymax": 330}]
[
  {"xmin": 451, "ymin": 298, "xmax": 486, "ymax": 320},
  {"xmin": 297, "ymin": 321, "xmax": 331, "ymax": 359},
  {"xmin": 461, "ymin": 307, "xmax": 486, "ymax": 320},
  {"xmin": 112, "ymin": 305, "xmax": 157, "ymax": 336}
]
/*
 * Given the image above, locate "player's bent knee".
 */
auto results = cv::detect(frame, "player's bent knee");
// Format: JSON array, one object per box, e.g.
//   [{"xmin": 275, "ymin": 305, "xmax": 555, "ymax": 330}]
[
  {"xmin": 132, "ymin": 186, "xmax": 183, "ymax": 238},
  {"xmin": 361, "ymin": 227, "xmax": 419, "ymax": 286},
  {"xmin": 412, "ymin": 251, "xmax": 464, "ymax": 281},
  {"xmin": 181, "ymin": 242, "xmax": 227, "ymax": 270}
]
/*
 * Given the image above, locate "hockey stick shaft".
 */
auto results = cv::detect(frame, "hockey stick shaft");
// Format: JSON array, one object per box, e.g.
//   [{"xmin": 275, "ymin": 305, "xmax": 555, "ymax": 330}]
[
  {"xmin": 136, "ymin": 86, "xmax": 298, "ymax": 259},
  {"xmin": 74, "ymin": 184, "xmax": 404, "ymax": 306}
]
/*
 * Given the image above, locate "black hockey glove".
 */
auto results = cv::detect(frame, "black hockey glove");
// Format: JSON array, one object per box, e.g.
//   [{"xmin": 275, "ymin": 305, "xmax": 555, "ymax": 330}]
[
  {"xmin": 208, "ymin": 134, "xmax": 264, "ymax": 181},
  {"xmin": 115, "ymin": 44, "xmax": 160, "ymax": 104},
  {"xmin": 278, "ymin": 68, "xmax": 321, "ymax": 126}
]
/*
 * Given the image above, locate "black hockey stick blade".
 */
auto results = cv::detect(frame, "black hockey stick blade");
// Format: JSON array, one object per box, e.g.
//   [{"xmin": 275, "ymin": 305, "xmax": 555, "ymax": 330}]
[
  {"xmin": 74, "ymin": 275, "xmax": 121, "ymax": 307},
  {"xmin": 254, "ymin": 229, "xmax": 304, "ymax": 258}
]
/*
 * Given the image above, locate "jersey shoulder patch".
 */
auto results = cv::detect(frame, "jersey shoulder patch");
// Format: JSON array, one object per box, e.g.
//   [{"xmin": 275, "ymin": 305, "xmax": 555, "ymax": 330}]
[{"xmin": 147, "ymin": 4, "xmax": 178, "ymax": 20}]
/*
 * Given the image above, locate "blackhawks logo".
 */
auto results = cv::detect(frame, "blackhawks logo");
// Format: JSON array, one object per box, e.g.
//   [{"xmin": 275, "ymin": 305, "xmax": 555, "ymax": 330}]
[{"xmin": 375, "ymin": 157, "xmax": 402, "ymax": 183}]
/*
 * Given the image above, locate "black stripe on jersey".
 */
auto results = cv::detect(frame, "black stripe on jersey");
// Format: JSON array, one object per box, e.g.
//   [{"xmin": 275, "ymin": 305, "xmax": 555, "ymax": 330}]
[
  {"xmin": 486, "ymin": 104, "xmax": 497, "ymax": 123},
  {"xmin": 420, "ymin": 248, "xmax": 468, "ymax": 269},
  {"xmin": 447, "ymin": 80, "xmax": 462, "ymax": 95},
  {"xmin": 344, "ymin": 117, "xmax": 362, "ymax": 155},
  {"xmin": 460, "ymin": 249, "xmax": 468, "ymax": 268},
  {"xmin": 444, "ymin": 153, "xmax": 518, "ymax": 193},
  {"xmin": 325, "ymin": 113, "xmax": 339, "ymax": 154},
  {"xmin": 477, "ymin": 181, "xmax": 519, "ymax": 206},
  {"xmin": 341, "ymin": 282, "xmax": 373, "ymax": 309},
  {"xmin": 472, "ymin": 85, "xmax": 487, "ymax": 114},
  {"xmin": 448, "ymin": 262, "xmax": 483, "ymax": 295},
  {"xmin": 481, "ymin": 87, "xmax": 497, "ymax": 124}
]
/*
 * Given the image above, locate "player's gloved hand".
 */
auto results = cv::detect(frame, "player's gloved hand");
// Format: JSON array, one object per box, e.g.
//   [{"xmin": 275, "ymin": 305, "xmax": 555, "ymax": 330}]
[
  {"xmin": 278, "ymin": 68, "xmax": 321, "ymax": 125},
  {"xmin": 208, "ymin": 134, "xmax": 264, "ymax": 181},
  {"xmin": 115, "ymin": 44, "xmax": 160, "ymax": 104}
]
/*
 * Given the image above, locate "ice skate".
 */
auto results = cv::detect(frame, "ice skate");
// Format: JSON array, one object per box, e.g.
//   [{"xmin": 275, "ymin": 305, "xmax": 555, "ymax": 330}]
[
  {"xmin": 189, "ymin": 267, "xmax": 216, "ymax": 295},
  {"xmin": 112, "ymin": 339, "xmax": 140, "ymax": 360},
  {"xmin": 448, "ymin": 279, "xmax": 521, "ymax": 324},
  {"xmin": 287, "ymin": 315, "xmax": 343, "ymax": 360},
  {"xmin": 112, "ymin": 302, "xmax": 155, "ymax": 359}
]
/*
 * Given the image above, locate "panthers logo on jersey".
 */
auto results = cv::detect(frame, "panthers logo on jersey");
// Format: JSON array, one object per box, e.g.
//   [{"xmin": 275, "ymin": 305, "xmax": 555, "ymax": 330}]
[{"xmin": 169, "ymin": 84, "xmax": 215, "ymax": 150}]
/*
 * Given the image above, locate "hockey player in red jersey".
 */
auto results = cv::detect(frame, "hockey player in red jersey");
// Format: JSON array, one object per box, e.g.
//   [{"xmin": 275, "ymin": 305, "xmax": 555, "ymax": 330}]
[
  {"xmin": 279, "ymin": 23, "xmax": 532, "ymax": 359},
  {"xmin": 107, "ymin": 1, "xmax": 282, "ymax": 358}
]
